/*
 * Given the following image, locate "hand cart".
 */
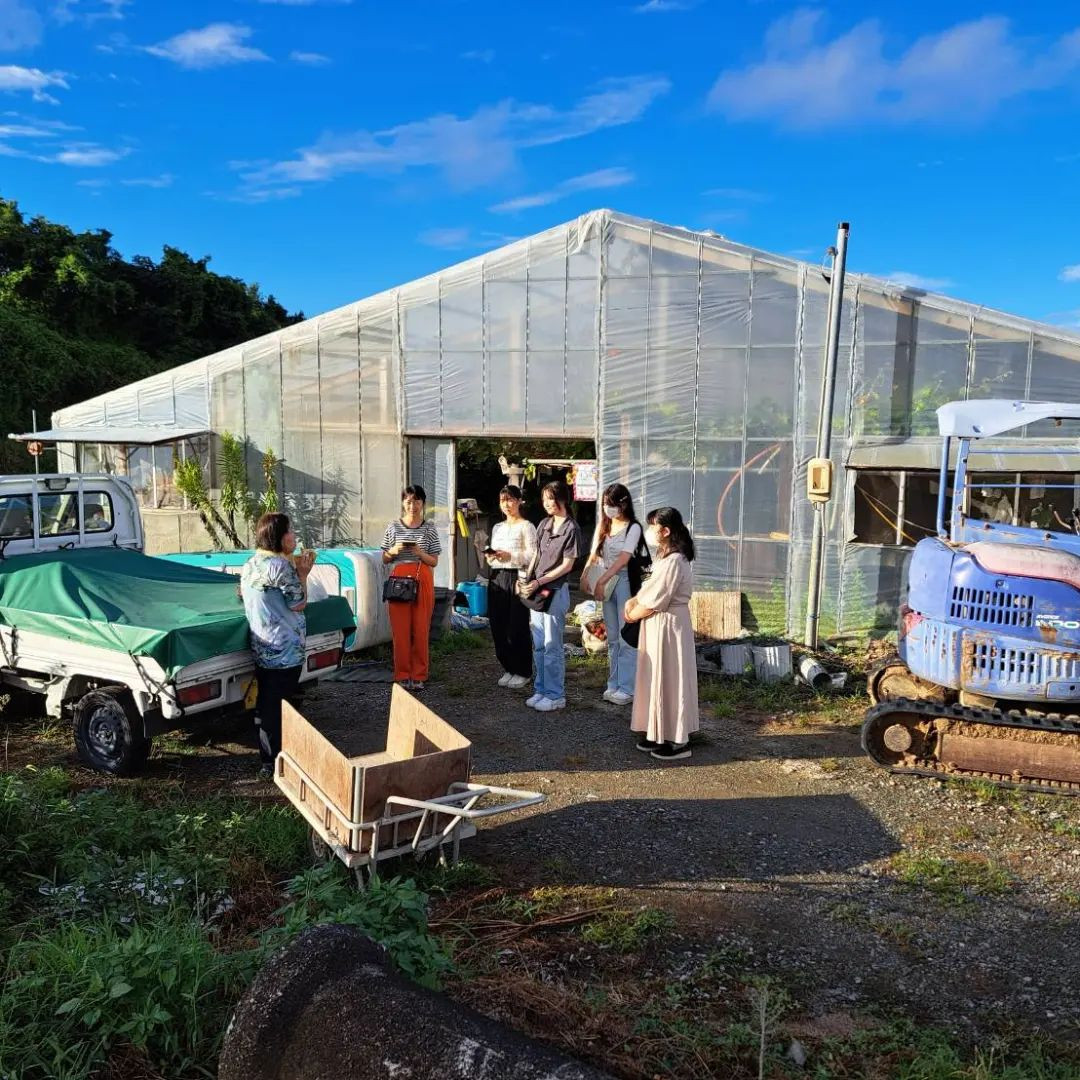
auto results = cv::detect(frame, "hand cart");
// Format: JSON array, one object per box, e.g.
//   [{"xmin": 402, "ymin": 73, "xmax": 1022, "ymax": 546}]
[{"xmin": 275, "ymin": 686, "xmax": 544, "ymax": 887}]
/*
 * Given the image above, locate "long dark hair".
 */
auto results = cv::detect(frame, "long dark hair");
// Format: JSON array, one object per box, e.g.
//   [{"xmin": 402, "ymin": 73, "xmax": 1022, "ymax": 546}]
[
  {"xmin": 647, "ymin": 506, "xmax": 695, "ymax": 562},
  {"xmin": 592, "ymin": 481, "xmax": 638, "ymax": 559},
  {"xmin": 541, "ymin": 480, "xmax": 573, "ymax": 517}
]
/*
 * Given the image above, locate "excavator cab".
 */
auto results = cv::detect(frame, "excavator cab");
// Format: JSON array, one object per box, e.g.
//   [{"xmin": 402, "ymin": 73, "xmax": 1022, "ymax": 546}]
[{"xmin": 864, "ymin": 400, "xmax": 1080, "ymax": 793}]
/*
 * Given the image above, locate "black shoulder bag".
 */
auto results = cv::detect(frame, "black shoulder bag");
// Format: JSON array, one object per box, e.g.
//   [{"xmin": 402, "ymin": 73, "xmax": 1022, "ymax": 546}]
[
  {"xmin": 626, "ymin": 530, "xmax": 653, "ymax": 596},
  {"xmin": 382, "ymin": 560, "xmax": 421, "ymax": 603}
]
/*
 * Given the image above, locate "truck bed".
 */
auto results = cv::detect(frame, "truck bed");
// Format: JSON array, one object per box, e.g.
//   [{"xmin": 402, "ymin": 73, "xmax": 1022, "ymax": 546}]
[{"xmin": 0, "ymin": 547, "xmax": 354, "ymax": 677}]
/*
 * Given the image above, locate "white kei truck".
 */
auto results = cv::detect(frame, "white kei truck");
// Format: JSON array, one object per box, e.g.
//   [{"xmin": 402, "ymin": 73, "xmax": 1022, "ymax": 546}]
[{"xmin": 0, "ymin": 473, "xmax": 354, "ymax": 775}]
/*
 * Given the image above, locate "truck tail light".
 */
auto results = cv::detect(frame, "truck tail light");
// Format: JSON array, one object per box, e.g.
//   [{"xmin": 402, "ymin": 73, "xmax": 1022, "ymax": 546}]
[
  {"xmin": 307, "ymin": 647, "xmax": 342, "ymax": 672},
  {"xmin": 177, "ymin": 679, "xmax": 222, "ymax": 706}
]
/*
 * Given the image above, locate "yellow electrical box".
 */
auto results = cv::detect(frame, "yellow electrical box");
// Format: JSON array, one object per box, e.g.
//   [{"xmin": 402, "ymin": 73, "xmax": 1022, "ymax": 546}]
[{"xmin": 807, "ymin": 457, "xmax": 833, "ymax": 503}]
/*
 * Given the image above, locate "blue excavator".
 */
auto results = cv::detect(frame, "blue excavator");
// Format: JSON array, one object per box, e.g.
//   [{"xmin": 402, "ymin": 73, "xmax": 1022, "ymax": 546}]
[{"xmin": 863, "ymin": 400, "xmax": 1080, "ymax": 794}]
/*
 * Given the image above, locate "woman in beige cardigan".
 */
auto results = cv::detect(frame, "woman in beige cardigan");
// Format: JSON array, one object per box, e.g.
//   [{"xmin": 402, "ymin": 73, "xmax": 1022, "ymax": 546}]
[{"xmin": 623, "ymin": 506, "xmax": 699, "ymax": 761}]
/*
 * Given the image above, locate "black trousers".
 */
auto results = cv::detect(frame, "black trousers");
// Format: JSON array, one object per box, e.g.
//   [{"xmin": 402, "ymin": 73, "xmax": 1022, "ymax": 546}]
[
  {"xmin": 254, "ymin": 664, "xmax": 303, "ymax": 764},
  {"xmin": 487, "ymin": 569, "xmax": 532, "ymax": 678}
]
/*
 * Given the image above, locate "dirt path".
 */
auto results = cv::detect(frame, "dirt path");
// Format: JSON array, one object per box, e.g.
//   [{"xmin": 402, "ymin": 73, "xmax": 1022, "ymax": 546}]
[{"xmin": 5, "ymin": 644, "xmax": 1080, "ymax": 1043}]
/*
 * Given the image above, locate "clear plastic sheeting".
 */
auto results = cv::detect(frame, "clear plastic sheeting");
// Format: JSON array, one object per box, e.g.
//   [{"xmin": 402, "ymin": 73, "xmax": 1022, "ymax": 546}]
[{"xmin": 50, "ymin": 209, "xmax": 1080, "ymax": 636}]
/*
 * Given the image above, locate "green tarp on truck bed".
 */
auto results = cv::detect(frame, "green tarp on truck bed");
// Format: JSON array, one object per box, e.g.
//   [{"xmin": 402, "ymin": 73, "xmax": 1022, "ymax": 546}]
[{"xmin": 0, "ymin": 548, "xmax": 355, "ymax": 677}]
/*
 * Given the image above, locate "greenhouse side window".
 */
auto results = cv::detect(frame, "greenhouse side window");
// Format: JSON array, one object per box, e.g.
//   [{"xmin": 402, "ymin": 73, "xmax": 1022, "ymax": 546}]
[{"xmin": 851, "ymin": 470, "xmax": 941, "ymax": 548}]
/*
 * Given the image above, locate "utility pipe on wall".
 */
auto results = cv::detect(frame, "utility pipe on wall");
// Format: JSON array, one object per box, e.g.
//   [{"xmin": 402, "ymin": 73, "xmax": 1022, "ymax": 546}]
[{"xmin": 803, "ymin": 222, "xmax": 850, "ymax": 649}]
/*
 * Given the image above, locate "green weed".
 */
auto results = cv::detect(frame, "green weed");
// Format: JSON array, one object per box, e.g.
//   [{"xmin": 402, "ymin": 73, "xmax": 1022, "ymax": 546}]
[
  {"xmin": 266, "ymin": 863, "xmax": 452, "ymax": 989},
  {"xmin": 0, "ymin": 908, "xmax": 251, "ymax": 1080},
  {"xmin": 580, "ymin": 906, "xmax": 672, "ymax": 952},
  {"xmin": 889, "ymin": 852, "xmax": 1016, "ymax": 904}
]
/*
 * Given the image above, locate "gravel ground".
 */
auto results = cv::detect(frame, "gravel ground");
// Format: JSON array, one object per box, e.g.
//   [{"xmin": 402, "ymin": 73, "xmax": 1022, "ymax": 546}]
[{"xmin": 6, "ymin": 639, "xmax": 1080, "ymax": 1042}]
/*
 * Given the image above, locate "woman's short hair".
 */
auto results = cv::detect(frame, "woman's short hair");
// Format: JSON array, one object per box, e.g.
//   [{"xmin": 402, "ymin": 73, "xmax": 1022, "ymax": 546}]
[
  {"xmin": 499, "ymin": 484, "xmax": 523, "ymax": 500},
  {"xmin": 646, "ymin": 506, "xmax": 695, "ymax": 561},
  {"xmin": 401, "ymin": 485, "xmax": 427, "ymax": 504},
  {"xmin": 541, "ymin": 479, "xmax": 573, "ymax": 516},
  {"xmin": 255, "ymin": 512, "xmax": 291, "ymax": 553}
]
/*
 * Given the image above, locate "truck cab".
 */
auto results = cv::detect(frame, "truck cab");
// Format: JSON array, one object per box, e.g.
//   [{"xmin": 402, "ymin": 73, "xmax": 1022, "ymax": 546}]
[{"xmin": 0, "ymin": 473, "xmax": 143, "ymax": 557}]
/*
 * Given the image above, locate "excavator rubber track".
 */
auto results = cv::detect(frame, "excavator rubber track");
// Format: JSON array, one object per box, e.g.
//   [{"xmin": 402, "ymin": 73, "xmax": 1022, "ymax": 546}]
[{"xmin": 862, "ymin": 698, "xmax": 1080, "ymax": 796}]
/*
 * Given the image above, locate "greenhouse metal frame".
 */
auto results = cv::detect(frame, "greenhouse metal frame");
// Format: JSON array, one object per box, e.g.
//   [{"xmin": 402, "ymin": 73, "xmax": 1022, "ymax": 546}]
[{"xmin": 50, "ymin": 209, "xmax": 1080, "ymax": 636}]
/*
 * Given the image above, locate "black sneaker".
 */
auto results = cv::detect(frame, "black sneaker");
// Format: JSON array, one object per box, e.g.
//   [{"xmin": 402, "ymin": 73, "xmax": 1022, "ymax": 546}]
[
  {"xmin": 650, "ymin": 741, "xmax": 692, "ymax": 761},
  {"xmin": 635, "ymin": 736, "xmax": 663, "ymax": 753}
]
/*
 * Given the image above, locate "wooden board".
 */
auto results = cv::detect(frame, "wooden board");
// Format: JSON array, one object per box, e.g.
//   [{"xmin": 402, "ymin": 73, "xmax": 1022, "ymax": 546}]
[
  {"xmin": 690, "ymin": 590, "xmax": 742, "ymax": 640},
  {"xmin": 281, "ymin": 701, "xmax": 356, "ymax": 818},
  {"xmin": 386, "ymin": 684, "xmax": 471, "ymax": 760}
]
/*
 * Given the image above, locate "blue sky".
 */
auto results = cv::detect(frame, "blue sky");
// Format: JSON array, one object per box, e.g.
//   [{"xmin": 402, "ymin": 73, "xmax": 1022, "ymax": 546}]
[{"xmin": 2, "ymin": 0, "xmax": 1079, "ymax": 329}]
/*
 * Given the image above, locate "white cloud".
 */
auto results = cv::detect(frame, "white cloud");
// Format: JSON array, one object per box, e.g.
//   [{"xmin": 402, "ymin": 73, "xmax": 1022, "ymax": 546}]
[
  {"xmin": 877, "ymin": 270, "xmax": 954, "ymax": 291},
  {"xmin": 461, "ymin": 49, "xmax": 494, "ymax": 63},
  {"xmin": 418, "ymin": 226, "xmax": 518, "ymax": 250},
  {"xmin": 121, "ymin": 172, "xmax": 173, "ymax": 187},
  {"xmin": 218, "ymin": 185, "xmax": 303, "ymax": 203},
  {"xmin": 708, "ymin": 12, "xmax": 1080, "ymax": 128},
  {"xmin": 490, "ymin": 166, "xmax": 635, "ymax": 213},
  {"xmin": 0, "ymin": 0, "xmax": 43, "ymax": 51},
  {"xmin": 54, "ymin": 142, "xmax": 129, "ymax": 165},
  {"xmin": 635, "ymin": 0, "xmax": 694, "ymax": 11},
  {"xmin": 52, "ymin": 0, "xmax": 129, "ymax": 25},
  {"xmin": 145, "ymin": 24, "xmax": 270, "ymax": 69},
  {"xmin": 1060, "ymin": 264, "xmax": 1080, "ymax": 283},
  {"xmin": 76, "ymin": 177, "xmax": 110, "ymax": 187},
  {"xmin": 290, "ymin": 50, "xmax": 330, "ymax": 65},
  {"xmin": 0, "ymin": 65, "xmax": 69, "ymax": 104},
  {"xmin": 237, "ymin": 75, "xmax": 669, "ymax": 198}
]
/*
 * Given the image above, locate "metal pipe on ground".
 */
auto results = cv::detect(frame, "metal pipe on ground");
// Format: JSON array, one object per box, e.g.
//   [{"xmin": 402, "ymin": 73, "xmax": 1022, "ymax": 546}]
[{"xmin": 219, "ymin": 924, "xmax": 614, "ymax": 1080}]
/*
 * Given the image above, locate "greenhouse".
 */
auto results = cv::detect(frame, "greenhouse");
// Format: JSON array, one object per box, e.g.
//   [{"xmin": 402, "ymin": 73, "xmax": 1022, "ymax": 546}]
[{"xmin": 44, "ymin": 209, "xmax": 1080, "ymax": 637}]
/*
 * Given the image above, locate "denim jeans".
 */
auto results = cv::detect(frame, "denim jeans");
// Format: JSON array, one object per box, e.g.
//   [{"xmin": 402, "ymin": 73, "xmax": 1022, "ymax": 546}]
[
  {"xmin": 603, "ymin": 570, "xmax": 637, "ymax": 696},
  {"xmin": 530, "ymin": 583, "xmax": 570, "ymax": 702}
]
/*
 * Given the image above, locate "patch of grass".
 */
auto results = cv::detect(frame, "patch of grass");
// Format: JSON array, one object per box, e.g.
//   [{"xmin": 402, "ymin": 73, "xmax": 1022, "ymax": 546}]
[
  {"xmin": 0, "ymin": 907, "xmax": 252, "ymax": 1080},
  {"xmin": 430, "ymin": 630, "xmax": 488, "ymax": 660},
  {"xmin": 889, "ymin": 852, "xmax": 1016, "ymax": 904},
  {"xmin": 581, "ymin": 906, "xmax": 672, "ymax": 953},
  {"xmin": 698, "ymin": 675, "xmax": 864, "ymax": 726},
  {"xmin": 413, "ymin": 859, "xmax": 497, "ymax": 896}
]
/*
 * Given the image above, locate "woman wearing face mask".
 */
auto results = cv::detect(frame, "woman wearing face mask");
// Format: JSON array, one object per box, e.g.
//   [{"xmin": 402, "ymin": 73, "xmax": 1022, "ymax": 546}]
[
  {"xmin": 586, "ymin": 483, "xmax": 644, "ymax": 706},
  {"xmin": 521, "ymin": 480, "xmax": 581, "ymax": 712},
  {"xmin": 485, "ymin": 485, "xmax": 538, "ymax": 689},
  {"xmin": 623, "ymin": 506, "xmax": 699, "ymax": 761}
]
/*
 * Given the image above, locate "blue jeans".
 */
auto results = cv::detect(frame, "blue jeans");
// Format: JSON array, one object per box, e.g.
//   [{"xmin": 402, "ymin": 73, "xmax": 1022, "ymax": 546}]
[
  {"xmin": 530, "ymin": 583, "xmax": 570, "ymax": 702},
  {"xmin": 603, "ymin": 571, "xmax": 638, "ymax": 696}
]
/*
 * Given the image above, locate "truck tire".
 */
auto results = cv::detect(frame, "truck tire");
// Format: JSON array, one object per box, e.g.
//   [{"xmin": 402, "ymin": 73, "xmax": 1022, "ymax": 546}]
[{"xmin": 73, "ymin": 687, "xmax": 150, "ymax": 775}]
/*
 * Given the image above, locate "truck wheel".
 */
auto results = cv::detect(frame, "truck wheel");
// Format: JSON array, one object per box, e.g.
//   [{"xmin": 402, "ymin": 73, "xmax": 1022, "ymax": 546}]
[{"xmin": 73, "ymin": 688, "xmax": 150, "ymax": 775}]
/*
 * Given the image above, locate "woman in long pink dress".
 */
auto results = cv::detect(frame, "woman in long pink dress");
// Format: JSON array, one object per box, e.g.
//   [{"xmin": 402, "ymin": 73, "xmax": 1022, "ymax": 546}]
[{"xmin": 623, "ymin": 506, "xmax": 699, "ymax": 761}]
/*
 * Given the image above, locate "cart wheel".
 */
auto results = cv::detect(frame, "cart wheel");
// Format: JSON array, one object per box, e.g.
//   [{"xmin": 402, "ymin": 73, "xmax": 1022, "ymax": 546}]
[
  {"xmin": 73, "ymin": 687, "xmax": 150, "ymax": 775},
  {"xmin": 308, "ymin": 827, "xmax": 333, "ymax": 865}
]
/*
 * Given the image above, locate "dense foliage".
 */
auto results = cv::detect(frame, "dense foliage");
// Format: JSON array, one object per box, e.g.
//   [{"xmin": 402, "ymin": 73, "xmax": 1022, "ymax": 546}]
[{"xmin": 0, "ymin": 196, "xmax": 300, "ymax": 473}]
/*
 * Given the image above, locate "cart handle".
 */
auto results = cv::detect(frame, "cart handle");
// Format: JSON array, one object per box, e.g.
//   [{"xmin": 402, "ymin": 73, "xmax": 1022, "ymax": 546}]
[{"xmin": 385, "ymin": 789, "xmax": 544, "ymax": 820}]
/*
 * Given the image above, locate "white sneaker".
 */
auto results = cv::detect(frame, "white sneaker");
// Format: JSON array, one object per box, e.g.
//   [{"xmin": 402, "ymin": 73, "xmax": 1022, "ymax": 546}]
[
  {"xmin": 506, "ymin": 675, "xmax": 529, "ymax": 689},
  {"xmin": 533, "ymin": 697, "xmax": 566, "ymax": 712},
  {"xmin": 602, "ymin": 689, "xmax": 616, "ymax": 703},
  {"xmin": 498, "ymin": 672, "xmax": 513, "ymax": 686},
  {"xmin": 608, "ymin": 690, "xmax": 633, "ymax": 706},
  {"xmin": 525, "ymin": 693, "xmax": 544, "ymax": 708}
]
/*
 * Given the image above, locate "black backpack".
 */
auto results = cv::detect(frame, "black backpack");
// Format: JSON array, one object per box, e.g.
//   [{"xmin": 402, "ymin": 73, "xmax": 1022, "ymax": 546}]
[{"xmin": 626, "ymin": 530, "xmax": 652, "ymax": 596}]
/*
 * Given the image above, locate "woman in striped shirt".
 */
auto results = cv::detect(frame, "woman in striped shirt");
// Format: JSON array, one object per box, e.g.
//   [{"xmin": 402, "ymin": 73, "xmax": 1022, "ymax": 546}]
[
  {"xmin": 381, "ymin": 485, "xmax": 442, "ymax": 688},
  {"xmin": 485, "ymin": 485, "xmax": 538, "ymax": 689}
]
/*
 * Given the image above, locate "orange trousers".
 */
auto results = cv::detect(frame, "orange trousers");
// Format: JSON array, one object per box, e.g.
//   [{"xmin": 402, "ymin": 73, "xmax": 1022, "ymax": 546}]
[{"xmin": 387, "ymin": 562, "xmax": 435, "ymax": 683}]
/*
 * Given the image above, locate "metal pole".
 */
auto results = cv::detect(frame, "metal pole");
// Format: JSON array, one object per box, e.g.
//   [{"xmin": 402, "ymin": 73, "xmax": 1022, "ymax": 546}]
[
  {"xmin": 31, "ymin": 409, "xmax": 39, "ymax": 475},
  {"xmin": 803, "ymin": 222, "xmax": 850, "ymax": 649}
]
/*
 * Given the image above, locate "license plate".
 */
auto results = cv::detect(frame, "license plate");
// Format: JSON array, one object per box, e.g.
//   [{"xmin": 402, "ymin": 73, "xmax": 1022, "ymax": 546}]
[{"xmin": 243, "ymin": 678, "xmax": 258, "ymax": 710}]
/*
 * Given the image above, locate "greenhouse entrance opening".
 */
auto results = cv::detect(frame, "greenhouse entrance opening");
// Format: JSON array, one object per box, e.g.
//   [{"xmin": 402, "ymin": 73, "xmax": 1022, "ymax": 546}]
[{"xmin": 453, "ymin": 438, "xmax": 598, "ymax": 587}]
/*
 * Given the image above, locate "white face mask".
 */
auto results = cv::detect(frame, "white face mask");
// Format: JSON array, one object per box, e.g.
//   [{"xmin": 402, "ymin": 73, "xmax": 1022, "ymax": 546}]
[
  {"xmin": 645, "ymin": 527, "xmax": 661, "ymax": 552},
  {"xmin": 602, "ymin": 504, "xmax": 619, "ymax": 520}
]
